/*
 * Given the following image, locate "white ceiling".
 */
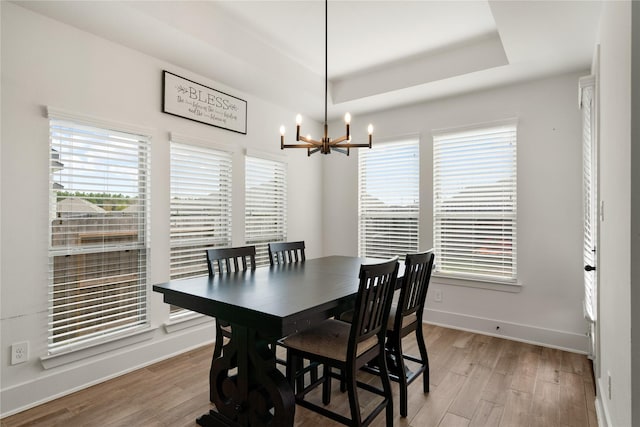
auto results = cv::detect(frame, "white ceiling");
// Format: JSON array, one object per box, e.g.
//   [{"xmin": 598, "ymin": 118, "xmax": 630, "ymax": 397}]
[{"xmin": 15, "ymin": 0, "xmax": 603, "ymax": 122}]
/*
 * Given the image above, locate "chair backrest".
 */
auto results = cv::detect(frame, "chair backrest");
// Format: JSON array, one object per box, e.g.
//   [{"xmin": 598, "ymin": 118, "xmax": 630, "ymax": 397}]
[
  {"xmin": 268, "ymin": 241, "xmax": 306, "ymax": 265},
  {"xmin": 349, "ymin": 257, "xmax": 399, "ymax": 353},
  {"xmin": 394, "ymin": 250, "xmax": 435, "ymax": 330},
  {"xmin": 206, "ymin": 246, "xmax": 256, "ymax": 276}
]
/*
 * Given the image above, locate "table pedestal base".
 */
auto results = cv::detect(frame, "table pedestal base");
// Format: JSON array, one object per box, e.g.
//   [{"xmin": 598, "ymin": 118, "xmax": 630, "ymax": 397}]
[{"xmin": 201, "ymin": 324, "xmax": 294, "ymax": 427}]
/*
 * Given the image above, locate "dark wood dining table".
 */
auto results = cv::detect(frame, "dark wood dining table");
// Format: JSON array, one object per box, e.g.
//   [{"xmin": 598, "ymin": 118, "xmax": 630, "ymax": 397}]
[{"xmin": 152, "ymin": 255, "xmax": 390, "ymax": 427}]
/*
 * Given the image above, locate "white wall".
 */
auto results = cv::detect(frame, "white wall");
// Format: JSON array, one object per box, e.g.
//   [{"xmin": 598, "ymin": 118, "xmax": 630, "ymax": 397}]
[
  {"xmin": 631, "ymin": 3, "xmax": 640, "ymax": 426},
  {"xmin": 323, "ymin": 72, "xmax": 589, "ymax": 352},
  {"xmin": 596, "ymin": 1, "xmax": 634, "ymax": 426},
  {"xmin": 0, "ymin": 3, "xmax": 323, "ymax": 416}
]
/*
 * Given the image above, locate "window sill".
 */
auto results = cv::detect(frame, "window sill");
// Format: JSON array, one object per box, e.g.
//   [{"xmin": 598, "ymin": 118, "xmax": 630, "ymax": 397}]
[
  {"xmin": 41, "ymin": 327, "xmax": 156, "ymax": 370},
  {"xmin": 164, "ymin": 311, "xmax": 214, "ymax": 334},
  {"xmin": 431, "ymin": 273, "xmax": 522, "ymax": 293}
]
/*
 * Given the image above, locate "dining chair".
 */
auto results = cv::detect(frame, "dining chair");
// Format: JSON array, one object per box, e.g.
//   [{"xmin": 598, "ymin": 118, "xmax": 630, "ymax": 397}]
[
  {"xmin": 338, "ymin": 250, "xmax": 435, "ymax": 417},
  {"xmin": 267, "ymin": 241, "xmax": 314, "ymax": 382},
  {"xmin": 384, "ymin": 250, "xmax": 434, "ymax": 417},
  {"xmin": 280, "ymin": 257, "xmax": 399, "ymax": 427},
  {"xmin": 268, "ymin": 240, "xmax": 306, "ymax": 265},
  {"xmin": 205, "ymin": 245, "xmax": 256, "ymax": 401}
]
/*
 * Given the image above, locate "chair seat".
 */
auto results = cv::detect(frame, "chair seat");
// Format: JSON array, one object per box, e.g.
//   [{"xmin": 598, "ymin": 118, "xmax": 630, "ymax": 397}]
[
  {"xmin": 281, "ymin": 319, "xmax": 378, "ymax": 362},
  {"xmin": 387, "ymin": 308, "xmax": 417, "ymax": 331}
]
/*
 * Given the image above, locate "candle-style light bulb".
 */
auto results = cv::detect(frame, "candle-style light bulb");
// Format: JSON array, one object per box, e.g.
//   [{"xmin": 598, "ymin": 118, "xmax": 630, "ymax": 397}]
[
  {"xmin": 296, "ymin": 114, "xmax": 302, "ymax": 141},
  {"xmin": 280, "ymin": 125, "xmax": 286, "ymax": 149},
  {"xmin": 367, "ymin": 124, "xmax": 373, "ymax": 147},
  {"xmin": 345, "ymin": 112, "xmax": 352, "ymax": 141}
]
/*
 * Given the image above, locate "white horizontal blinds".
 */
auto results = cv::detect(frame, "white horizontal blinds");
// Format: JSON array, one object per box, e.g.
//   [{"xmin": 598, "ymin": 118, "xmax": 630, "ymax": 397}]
[
  {"xmin": 245, "ymin": 156, "xmax": 287, "ymax": 266},
  {"xmin": 581, "ymin": 82, "xmax": 596, "ymax": 322},
  {"xmin": 48, "ymin": 118, "xmax": 150, "ymax": 353},
  {"xmin": 433, "ymin": 123, "xmax": 517, "ymax": 282},
  {"xmin": 170, "ymin": 141, "xmax": 232, "ymax": 280},
  {"xmin": 359, "ymin": 139, "xmax": 419, "ymax": 259}
]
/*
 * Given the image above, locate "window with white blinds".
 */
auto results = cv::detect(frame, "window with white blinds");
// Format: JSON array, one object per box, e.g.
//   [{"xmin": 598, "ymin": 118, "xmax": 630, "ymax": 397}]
[
  {"xmin": 433, "ymin": 122, "xmax": 517, "ymax": 282},
  {"xmin": 48, "ymin": 116, "xmax": 150, "ymax": 354},
  {"xmin": 580, "ymin": 77, "xmax": 597, "ymax": 324},
  {"xmin": 358, "ymin": 138, "xmax": 419, "ymax": 259},
  {"xmin": 245, "ymin": 156, "xmax": 287, "ymax": 266},
  {"xmin": 169, "ymin": 139, "xmax": 233, "ymax": 316}
]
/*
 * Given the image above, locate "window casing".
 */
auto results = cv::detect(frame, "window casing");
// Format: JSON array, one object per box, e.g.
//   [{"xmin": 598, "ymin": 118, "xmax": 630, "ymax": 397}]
[
  {"xmin": 358, "ymin": 138, "xmax": 420, "ymax": 259},
  {"xmin": 433, "ymin": 122, "xmax": 517, "ymax": 283},
  {"xmin": 169, "ymin": 138, "xmax": 232, "ymax": 316},
  {"xmin": 48, "ymin": 116, "xmax": 150, "ymax": 354},
  {"xmin": 245, "ymin": 156, "xmax": 287, "ymax": 266}
]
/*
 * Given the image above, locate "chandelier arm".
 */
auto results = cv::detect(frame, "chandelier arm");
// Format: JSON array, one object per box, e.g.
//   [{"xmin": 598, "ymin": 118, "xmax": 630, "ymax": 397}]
[
  {"xmin": 331, "ymin": 136, "xmax": 349, "ymax": 144},
  {"xmin": 338, "ymin": 142, "xmax": 371, "ymax": 148},
  {"xmin": 298, "ymin": 136, "xmax": 322, "ymax": 145},
  {"xmin": 282, "ymin": 143, "xmax": 320, "ymax": 149}
]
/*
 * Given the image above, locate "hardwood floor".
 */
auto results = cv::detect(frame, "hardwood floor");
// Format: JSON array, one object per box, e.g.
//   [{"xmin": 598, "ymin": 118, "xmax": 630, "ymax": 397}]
[{"xmin": 1, "ymin": 325, "xmax": 598, "ymax": 427}]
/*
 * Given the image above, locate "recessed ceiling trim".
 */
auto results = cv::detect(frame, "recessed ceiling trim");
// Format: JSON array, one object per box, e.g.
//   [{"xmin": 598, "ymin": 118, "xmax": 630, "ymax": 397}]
[{"xmin": 331, "ymin": 32, "xmax": 508, "ymax": 104}]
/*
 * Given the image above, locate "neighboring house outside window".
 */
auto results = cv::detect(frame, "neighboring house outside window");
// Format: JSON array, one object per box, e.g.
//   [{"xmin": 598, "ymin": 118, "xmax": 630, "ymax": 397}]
[
  {"xmin": 48, "ymin": 115, "xmax": 150, "ymax": 354},
  {"xmin": 433, "ymin": 121, "xmax": 518, "ymax": 283},
  {"xmin": 245, "ymin": 155, "xmax": 287, "ymax": 266},
  {"xmin": 169, "ymin": 137, "xmax": 232, "ymax": 317},
  {"xmin": 358, "ymin": 138, "xmax": 420, "ymax": 259}
]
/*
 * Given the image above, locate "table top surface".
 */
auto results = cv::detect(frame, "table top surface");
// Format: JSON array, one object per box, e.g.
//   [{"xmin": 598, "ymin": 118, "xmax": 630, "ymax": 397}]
[{"xmin": 153, "ymin": 255, "xmax": 394, "ymax": 336}]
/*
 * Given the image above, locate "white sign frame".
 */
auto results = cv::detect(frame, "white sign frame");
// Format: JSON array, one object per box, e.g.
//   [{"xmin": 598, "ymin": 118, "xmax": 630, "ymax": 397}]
[{"xmin": 162, "ymin": 71, "xmax": 247, "ymax": 134}]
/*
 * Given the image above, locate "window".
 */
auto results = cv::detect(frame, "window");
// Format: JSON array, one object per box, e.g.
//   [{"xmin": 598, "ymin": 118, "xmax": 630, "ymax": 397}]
[
  {"xmin": 48, "ymin": 115, "xmax": 150, "ymax": 354},
  {"xmin": 433, "ymin": 121, "xmax": 517, "ymax": 282},
  {"xmin": 358, "ymin": 138, "xmax": 419, "ymax": 258},
  {"xmin": 170, "ymin": 137, "xmax": 232, "ymax": 316},
  {"xmin": 245, "ymin": 155, "xmax": 287, "ymax": 266}
]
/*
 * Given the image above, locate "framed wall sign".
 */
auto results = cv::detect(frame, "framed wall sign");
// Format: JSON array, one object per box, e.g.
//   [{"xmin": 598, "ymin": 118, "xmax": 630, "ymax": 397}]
[{"xmin": 162, "ymin": 70, "xmax": 247, "ymax": 134}]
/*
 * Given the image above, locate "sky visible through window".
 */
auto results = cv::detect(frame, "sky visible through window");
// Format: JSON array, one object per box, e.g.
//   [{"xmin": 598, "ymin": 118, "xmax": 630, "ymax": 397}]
[{"xmin": 51, "ymin": 122, "xmax": 144, "ymax": 197}]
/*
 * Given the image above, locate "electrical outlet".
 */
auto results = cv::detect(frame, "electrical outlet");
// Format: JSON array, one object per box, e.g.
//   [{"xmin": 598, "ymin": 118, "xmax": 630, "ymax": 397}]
[
  {"xmin": 433, "ymin": 289, "xmax": 443, "ymax": 303},
  {"xmin": 11, "ymin": 341, "xmax": 29, "ymax": 365}
]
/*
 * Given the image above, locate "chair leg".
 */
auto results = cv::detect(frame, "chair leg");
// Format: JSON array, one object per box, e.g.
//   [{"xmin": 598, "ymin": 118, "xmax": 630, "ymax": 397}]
[
  {"xmin": 285, "ymin": 351, "xmax": 297, "ymax": 392},
  {"xmin": 293, "ymin": 356, "xmax": 305, "ymax": 395},
  {"xmin": 345, "ymin": 364, "xmax": 363, "ymax": 426},
  {"xmin": 377, "ymin": 353, "xmax": 394, "ymax": 427},
  {"xmin": 310, "ymin": 361, "xmax": 319, "ymax": 384},
  {"xmin": 339, "ymin": 368, "xmax": 347, "ymax": 392},
  {"xmin": 415, "ymin": 324, "xmax": 430, "ymax": 393},
  {"xmin": 322, "ymin": 366, "xmax": 332, "ymax": 405},
  {"xmin": 392, "ymin": 338, "xmax": 409, "ymax": 418}
]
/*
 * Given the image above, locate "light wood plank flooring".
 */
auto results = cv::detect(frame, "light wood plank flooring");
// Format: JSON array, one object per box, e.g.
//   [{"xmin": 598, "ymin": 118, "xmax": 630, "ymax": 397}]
[{"xmin": 1, "ymin": 325, "xmax": 597, "ymax": 427}]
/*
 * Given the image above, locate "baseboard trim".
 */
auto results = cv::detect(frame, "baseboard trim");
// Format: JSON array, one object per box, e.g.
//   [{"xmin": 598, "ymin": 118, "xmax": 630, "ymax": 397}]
[
  {"xmin": 595, "ymin": 376, "xmax": 613, "ymax": 427},
  {"xmin": 595, "ymin": 394, "xmax": 608, "ymax": 427},
  {"xmin": 424, "ymin": 308, "xmax": 588, "ymax": 354}
]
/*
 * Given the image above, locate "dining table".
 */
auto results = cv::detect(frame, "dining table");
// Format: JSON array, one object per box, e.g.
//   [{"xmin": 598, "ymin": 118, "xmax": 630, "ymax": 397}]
[{"xmin": 152, "ymin": 255, "xmax": 395, "ymax": 427}]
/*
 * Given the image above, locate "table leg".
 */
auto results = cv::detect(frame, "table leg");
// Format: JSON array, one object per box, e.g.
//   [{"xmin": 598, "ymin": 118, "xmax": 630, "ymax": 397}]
[{"xmin": 198, "ymin": 324, "xmax": 295, "ymax": 427}]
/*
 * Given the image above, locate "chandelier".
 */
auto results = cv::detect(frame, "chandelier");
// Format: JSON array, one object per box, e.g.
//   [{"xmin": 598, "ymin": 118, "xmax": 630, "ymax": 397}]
[{"xmin": 279, "ymin": 0, "xmax": 373, "ymax": 156}]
